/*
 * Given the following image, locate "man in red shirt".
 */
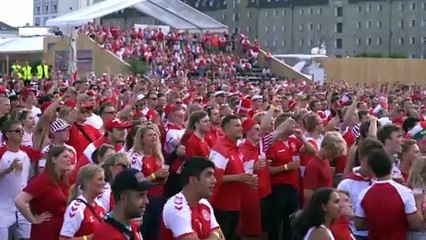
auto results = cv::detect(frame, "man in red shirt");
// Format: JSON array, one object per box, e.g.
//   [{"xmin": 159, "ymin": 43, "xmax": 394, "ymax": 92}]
[
  {"xmin": 162, "ymin": 157, "xmax": 224, "ymax": 240},
  {"xmin": 92, "ymin": 168, "xmax": 154, "ymax": 240},
  {"xmin": 209, "ymin": 115, "xmax": 257, "ymax": 240},
  {"xmin": 355, "ymin": 149, "xmax": 423, "ymax": 240},
  {"xmin": 142, "ymin": 91, "xmax": 160, "ymax": 125},
  {"xmin": 205, "ymin": 107, "xmax": 223, "ymax": 148},
  {"xmin": 185, "ymin": 111, "xmax": 210, "ymax": 158}
]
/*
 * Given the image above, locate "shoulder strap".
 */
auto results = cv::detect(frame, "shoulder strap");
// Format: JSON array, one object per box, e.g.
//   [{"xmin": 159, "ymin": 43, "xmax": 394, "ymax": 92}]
[
  {"xmin": 74, "ymin": 123, "xmax": 93, "ymax": 143},
  {"xmin": 104, "ymin": 215, "xmax": 135, "ymax": 240},
  {"xmin": 76, "ymin": 198, "xmax": 102, "ymax": 222}
]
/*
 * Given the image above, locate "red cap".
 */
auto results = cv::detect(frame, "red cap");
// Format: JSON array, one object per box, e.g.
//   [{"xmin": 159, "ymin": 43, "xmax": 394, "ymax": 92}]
[
  {"xmin": 64, "ymin": 99, "xmax": 77, "ymax": 108},
  {"xmin": 21, "ymin": 88, "xmax": 37, "ymax": 98},
  {"xmin": 104, "ymin": 118, "xmax": 131, "ymax": 132},
  {"xmin": 164, "ymin": 104, "xmax": 183, "ymax": 116},
  {"xmin": 242, "ymin": 118, "xmax": 257, "ymax": 134},
  {"xmin": 40, "ymin": 101, "xmax": 53, "ymax": 113}
]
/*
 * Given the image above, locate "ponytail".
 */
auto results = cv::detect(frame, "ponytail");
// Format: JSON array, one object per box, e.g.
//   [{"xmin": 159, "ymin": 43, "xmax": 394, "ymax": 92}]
[{"xmin": 67, "ymin": 183, "xmax": 80, "ymax": 205}]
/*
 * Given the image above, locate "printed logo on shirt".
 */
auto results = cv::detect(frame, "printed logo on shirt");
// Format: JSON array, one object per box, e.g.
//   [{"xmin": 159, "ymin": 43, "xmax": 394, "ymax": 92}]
[
  {"xmin": 174, "ymin": 196, "xmax": 183, "ymax": 210},
  {"xmin": 69, "ymin": 201, "xmax": 82, "ymax": 218},
  {"xmin": 201, "ymin": 209, "xmax": 210, "ymax": 221},
  {"xmin": 290, "ymin": 143, "xmax": 297, "ymax": 152}
]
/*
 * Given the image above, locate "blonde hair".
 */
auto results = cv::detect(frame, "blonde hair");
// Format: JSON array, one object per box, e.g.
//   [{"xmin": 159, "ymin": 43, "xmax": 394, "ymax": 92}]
[
  {"xmin": 101, "ymin": 153, "xmax": 130, "ymax": 182},
  {"xmin": 321, "ymin": 131, "xmax": 347, "ymax": 157},
  {"xmin": 132, "ymin": 125, "xmax": 164, "ymax": 165},
  {"xmin": 407, "ymin": 157, "xmax": 426, "ymax": 189},
  {"xmin": 68, "ymin": 164, "xmax": 104, "ymax": 204}
]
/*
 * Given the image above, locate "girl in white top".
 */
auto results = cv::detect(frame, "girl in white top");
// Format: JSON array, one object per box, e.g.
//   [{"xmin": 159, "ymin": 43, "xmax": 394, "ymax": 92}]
[{"xmin": 294, "ymin": 188, "xmax": 341, "ymax": 240}]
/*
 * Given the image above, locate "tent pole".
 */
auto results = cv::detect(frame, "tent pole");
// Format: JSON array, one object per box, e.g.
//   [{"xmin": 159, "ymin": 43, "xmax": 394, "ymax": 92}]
[{"xmin": 6, "ymin": 54, "xmax": 9, "ymax": 76}]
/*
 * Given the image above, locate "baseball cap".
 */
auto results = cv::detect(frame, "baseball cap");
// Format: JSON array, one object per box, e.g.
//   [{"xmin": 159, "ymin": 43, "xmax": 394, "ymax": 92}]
[
  {"xmin": 112, "ymin": 168, "xmax": 155, "ymax": 193},
  {"xmin": 242, "ymin": 118, "xmax": 257, "ymax": 134},
  {"xmin": 104, "ymin": 118, "xmax": 131, "ymax": 132},
  {"xmin": 163, "ymin": 103, "xmax": 183, "ymax": 116},
  {"xmin": 50, "ymin": 118, "xmax": 70, "ymax": 133}
]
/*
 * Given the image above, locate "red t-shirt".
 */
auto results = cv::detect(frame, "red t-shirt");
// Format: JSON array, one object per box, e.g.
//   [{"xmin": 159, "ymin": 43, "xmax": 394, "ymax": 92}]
[
  {"xmin": 92, "ymin": 218, "xmax": 143, "ymax": 240},
  {"xmin": 24, "ymin": 172, "xmax": 69, "ymax": 240},
  {"xmin": 304, "ymin": 156, "xmax": 333, "ymax": 191},
  {"xmin": 330, "ymin": 216, "xmax": 354, "ymax": 240},
  {"xmin": 185, "ymin": 134, "xmax": 210, "ymax": 158},
  {"xmin": 68, "ymin": 123, "xmax": 102, "ymax": 159},
  {"xmin": 141, "ymin": 155, "xmax": 164, "ymax": 197},
  {"xmin": 266, "ymin": 137, "xmax": 302, "ymax": 188}
]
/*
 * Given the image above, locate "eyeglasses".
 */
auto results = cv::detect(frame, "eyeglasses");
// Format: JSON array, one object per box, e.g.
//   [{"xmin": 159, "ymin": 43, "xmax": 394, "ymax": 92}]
[
  {"xmin": 9, "ymin": 129, "xmax": 24, "ymax": 133},
  {"xmin": 115, "ymin": 163, "xmax": 130, "ymax": 169},
  {"xmin": 104, "ymin": 111, "xmax": 117, "ymax": 115}
]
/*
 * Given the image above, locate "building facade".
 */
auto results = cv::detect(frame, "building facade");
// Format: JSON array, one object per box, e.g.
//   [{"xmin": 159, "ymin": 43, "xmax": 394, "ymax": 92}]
[
  {"xmin": 33, "ymin": 0, "xmax": 95, "ymax": 26},
  {"xmin": 182, "ymin": 0, "xmax": 426, "ymax": 58}
]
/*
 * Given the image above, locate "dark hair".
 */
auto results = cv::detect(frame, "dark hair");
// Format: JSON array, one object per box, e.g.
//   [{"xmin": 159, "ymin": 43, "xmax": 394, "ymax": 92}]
[
  {"xmin": 181, "ymin": 157, "xmax": 215, "ymax": 186},
  {"xmin": 2, "ymin": 119, "xmax": 22, "ymax": 135},
  {"xmin": 359, "ymin": 120, "xmax": 382, "ymax": 139},
  {"xmin": 188, "ymin": 111, "xmax": 208, "ymax": 131},
  {"xmin": 358, "ymin": 138, "xmax": 384, "ymax": 160},
  {"xmin": 367, "ymin": 149, "xmax": 392, "ymax": 178},
  {"xmin": 357, "ymin": 110, "xmax": 369, "ymax": 120},
  {"xmin": 19, "ymin": 110, "xmax": 32, "ymax": 122},
  {"xmin": 377, "ymin": 124, "xmax": 401, "ymax": 144},
  {"xmin": 92, "ymin": 144, "xmax": 115, "ymax": 164},
  {"xmin": 221, "ymin": 115, "xmax": 240, "ymax": 129},
  {"xmin": 402, "ymin": 117, "xmax": 419, "ymax": 133},
  {"xmin": 99, "ymin": 102, "xmax": 114, "ymax": 116},
  {"xmin": 125, "ymin": 120, "xmax": 143, "ymax": 151},
  {"xmin": 294, "ymin": 188, "xmax": 337, "ymax": 238}
]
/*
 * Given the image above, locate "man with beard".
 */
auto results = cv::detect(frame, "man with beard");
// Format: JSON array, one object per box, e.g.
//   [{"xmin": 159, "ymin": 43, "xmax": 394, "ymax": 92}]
[
  {"xmin": 162, "ymin": 157, "xmax": 224, "ymax": 240},
  {"xmin": 92, "ymin": 168, "xmax": 153, "ymax": 240}
]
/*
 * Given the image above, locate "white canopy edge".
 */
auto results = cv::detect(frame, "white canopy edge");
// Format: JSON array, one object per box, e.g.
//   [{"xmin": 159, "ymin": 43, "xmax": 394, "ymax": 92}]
[{"xmin": 0, "ymin": 37, "xmax": 44, "ymax": 54}]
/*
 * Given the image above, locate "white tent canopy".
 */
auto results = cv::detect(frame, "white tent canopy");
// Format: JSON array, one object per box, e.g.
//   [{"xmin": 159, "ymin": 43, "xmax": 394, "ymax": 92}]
[
  {"xmin": 0, "ymin": 37, "xmax": 44, "ymax": 53},
  {"xmin": 46, "ymin": 0, "xmax": 227, "ymax": 31}
]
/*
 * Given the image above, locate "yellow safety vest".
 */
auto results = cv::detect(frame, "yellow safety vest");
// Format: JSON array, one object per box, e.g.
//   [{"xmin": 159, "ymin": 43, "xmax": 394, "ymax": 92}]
[
  {"xmin": 22, "ymin": 66, "xmax": 32, "ymax": 81},
  {"xmin": 37, "ymin": 64, "xmax": 49, "ymax": 80},
  {"xmin": 11, "ymin": 64, "xmax": 22, "ymax": 78}
]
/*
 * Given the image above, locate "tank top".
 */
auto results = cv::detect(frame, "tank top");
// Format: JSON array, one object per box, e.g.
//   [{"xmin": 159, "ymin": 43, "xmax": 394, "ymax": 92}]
[{"xmin": 304, "ymin": 225, "xmax": 335, "ymax": 240}]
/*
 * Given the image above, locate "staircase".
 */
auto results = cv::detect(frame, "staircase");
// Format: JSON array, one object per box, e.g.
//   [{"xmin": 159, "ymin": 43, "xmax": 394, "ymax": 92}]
[{"xmin": 236, "ymin": 64, "xmax": 275, "ymax": 82}]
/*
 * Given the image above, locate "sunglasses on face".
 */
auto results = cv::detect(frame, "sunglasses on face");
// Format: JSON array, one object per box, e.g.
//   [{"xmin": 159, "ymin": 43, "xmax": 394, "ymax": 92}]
[{"xmin": 9, "ymin": 129, "xmax": 24, "ymax": 134}]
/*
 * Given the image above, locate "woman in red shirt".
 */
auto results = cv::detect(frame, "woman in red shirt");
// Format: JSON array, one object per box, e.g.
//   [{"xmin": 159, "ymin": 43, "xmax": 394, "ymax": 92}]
[
  {"xmin": 59, "ymin": 164, "xmax": 106, "ymax": 239},
  {"xmin": 126, "ymin": 125, "xmax": 169, "ymax": 240},
  {"xmin": 15, "ymin": 145, "xmax": 73, "ymax": 240},
  {"xmin": 304, "ymin": 132, "xmax": 347, "ymax": 205}
]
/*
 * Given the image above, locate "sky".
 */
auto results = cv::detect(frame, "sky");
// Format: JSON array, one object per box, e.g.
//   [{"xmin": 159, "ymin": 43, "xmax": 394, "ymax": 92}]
[{"xmin": 0, "ymin": 0, "xmax": 34, "ymax": 27}]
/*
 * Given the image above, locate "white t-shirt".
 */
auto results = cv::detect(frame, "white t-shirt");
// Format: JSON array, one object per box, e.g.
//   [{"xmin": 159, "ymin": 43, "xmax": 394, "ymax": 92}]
[
  {"xmin": 21, "ymin": 131, "xmax": 33, "ymax": 147},
  {"xmin": 31, "ymin": 106, "xmax": 41, "ymax": 124},
  {"xmin": 0, "ymin": 148, "xmax": 31, "ymax": 227},
  {"xmin": 85, "ymin": 113, "xmax": 103, "ymax": 130},
  {"xmin": 96, "ymin": 182, "xmax": 112, "ymax": 212},
  {"xmin": 303, "ymin": 225, "xmax": 335, "ymax": 240}
]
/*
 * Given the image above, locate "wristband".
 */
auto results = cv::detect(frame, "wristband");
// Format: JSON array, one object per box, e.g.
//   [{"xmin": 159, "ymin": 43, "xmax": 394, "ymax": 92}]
[
  {"xmin": 150, "ymin": 173, "xmax": 156, "ymax": 180},
  {"xmin": 82, "ymin": 236, "xmax": 88, "ymax": 240},
  {"xmin": 284, "ymin": 164, "xmax": 288, "ymax": 171}
]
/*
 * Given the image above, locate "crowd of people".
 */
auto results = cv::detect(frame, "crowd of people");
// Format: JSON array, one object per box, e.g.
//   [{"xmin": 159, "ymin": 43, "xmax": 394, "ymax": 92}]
[{"xmin": 0, "ymin": 22, "xmax": 426, "ymax": 240}]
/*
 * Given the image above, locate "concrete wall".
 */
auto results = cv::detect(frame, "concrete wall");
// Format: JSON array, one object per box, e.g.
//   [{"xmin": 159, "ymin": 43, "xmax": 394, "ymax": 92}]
[
  {"xmin": 44, "ymin": 35, "xmax": 130, "ymax": 77},
  {"xmin": 323, "ymin": 57, "xmax": 426, "ymax": 85}
]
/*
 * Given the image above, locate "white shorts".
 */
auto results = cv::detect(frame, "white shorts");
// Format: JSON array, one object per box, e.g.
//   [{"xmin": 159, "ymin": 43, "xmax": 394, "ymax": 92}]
[{"xmin": 0, "ymin": 211, "xmax": 31, "ymax": 239}]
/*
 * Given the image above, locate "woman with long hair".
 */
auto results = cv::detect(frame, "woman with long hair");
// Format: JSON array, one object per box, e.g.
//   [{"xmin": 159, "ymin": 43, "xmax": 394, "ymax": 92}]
[
  {"xmin": 400, "ymin": 139, "xmax": 421, "ymax": 183},
  {"xmin": 407, "ymin": 156, "xmax": 426, "ymax": 240},
  {"xmin": 91, "ymin": 143, "xmax": 115, "ymax": 165},
  {"xmin": 294, "ymin": 188, "xmax": 341, "ymax": 240},
  {"xmin": 127, "ymin": 125, "xmax": 169, "ymax": 240},
  {"xmin": 59, "ymin": 164, "xmax": 105, "ymax": 239},
  {"xmin": 98, "ymin": 153, "xmax": 130, "ymax": 212},
  {"xmin": 15, "ymin": 146, "xmax": 73, "ymax": 240}
]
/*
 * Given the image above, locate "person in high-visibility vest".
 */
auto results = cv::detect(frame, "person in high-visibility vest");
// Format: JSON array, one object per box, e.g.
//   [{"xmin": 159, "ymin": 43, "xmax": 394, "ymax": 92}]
[
  {"xmin": 37, "ymin": 60, "xmax": 49, "ymax": 80},
  {"xmin": 11, "ymin": 60, "xmax": 22, "ymax": 79},
  {"xmin": 22, "ymin": 61, "xmax": 32, "ymax": 85}
]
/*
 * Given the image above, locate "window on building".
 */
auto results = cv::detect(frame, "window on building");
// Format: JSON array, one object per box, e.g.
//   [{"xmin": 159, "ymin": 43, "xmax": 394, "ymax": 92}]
[
  {"xmin": 52, "ymin": 4, "xmax": 57, "ymax": 13},
  {"xmin": 336, "ymin": 38, "xmax": 343, "ymax": 49},
  {"xmin": 317, "ymin": 24, "xmax": 321, "ymax": 30},
  {"xmin": 274, "ymin": 10, "xmax": 279, "ymax": 17},
  {"xmin": 36, "ymin": 6, "xmax": 40, "ymax": 14},
  {"xmin": 366, "ymin": 21, "xmax": 372, "ymax": 28},
  {"xmin": 377, "ymin": 38, "xmax": 382, "ymax": 45},
  {"xmin": 273, "ymin": 40, "xmax": 277, "ymax": 47},
  {"xmin": 299, "ymin": 24, "xmax": 303, "ymax": 31},
  {"xmin": 367, "ymin": 38, "xmax": 372, "ymax": 45},
  {"xmin": 411, "ymin": 19, "xmax": 416, "ymax": 27},
  {"xmin": 233, "ymin": 13, "xmax": 239, "ymax": 21},
  {"xmin": 233, "ymin": 27, "xmax": 240, "ymax": 34},
  {"xmin": 265, "ymin": 10, "xmax": 269, "ymax": 17},
  {"xmin": 222, "ymin": 12, "xmax": 226, "ymax": 20},
  {"xmin": 377, "ymin": 4, "xmax": 382, "ymax": 12},
  {"xmin": 356, "ymin": 38, "xmax": 361, "ymax": 45},
  {"xmin": 273, "ymin": 25, "xmax": 276, "ymax": 32},
  {"xmin": 35, "ymin": 17, "xmax": 40, "ymax": 26},
  {"xmin": 336, "ymin": 7, "xmax": 343, "ymax": 16},
  {"xmin": 423, "ymin": 37, "xmax": 426, "ymax": 44},
  {"xmin": 247, "ymin": 11, "xmax": 251, "ymax": 18},
  {"xmin": 308, "ymin": 23, "xmax": 313, "ymax": 30},
  {"xmin": 309, "ymin": 8, "xmax": 313, "ymax": 15},
  {"xmin": 410, "ymin": 54, "xmax": 416, "ymax": 58},
  {"xmin": 264, "ymin": 40, "xmax": 269, "ymax": 47},
  {"xmin": 357, "ymin": 6, "xmax": 362, "ymax": 12},
  {"xmin": 377, "ymin": 21, "xmax": 382, "ymax": 28},
  {"xmin": 281, "ymin": 40, "xmax": 286, "ymax": 47},
  {"xmin": 309, "ymin": 39, "xmax": 313, "ymax": 46},
  {"xmin": 318, "ymin": 8, "xmax": 322, "ymax": 15},
  {"xmin": 281, "ymin": 25, "xmax": 285, "ymax": 31},
  {"xmin": 357, "ymin": 22, "xmax": 361, "ymax": 29},
  {"xmin": 43, "ymin": 5, "xmax": 48, "ymax": 14},
  {"xmin": 299, "ymin": 39, "xmax": 304, "ymax": 46},
  {"xmin": 209, "ymin": 0, "xmax": 214, "ymax": 7},
  {"xmin": 400, "ymin": 3, "xmax": 404, "ymax": 11},
  {"xmin": 399, "ymin": 20, "xmax": 404, "ymax": 28},
  {"xmin": 423, "ymin": 2, "xmax": 426, "ymax": 10},
  {"xmin": 246, "ymin": 26, "xmax": 251, "ymax": 33},
  {"xmin": 282, "ymin": 9, "xmax": 286, "ymax": 16},
  {"xmin": 399, "ymin": 38, "xmax": 404, "ymax": 44},
  {"xmin": 299, "ymin": 9, "xmax": 304, "ymax": 15},
  {"xmin": 336, "ymin": 22, "xmax": 343, "ymax": 33},
  {"xmin": 366, "ymin": 5, "xmax": 372, "ymax": 12},
  {"xmin": 265, "ymin": 26, "xmax": 269, "ymax": 32},
  {"xmin": 422, "ymin": 20, "xmax": 426, "ymax": 27},
  {"xmin": 410, "ymin": 37, "xmax": 416, "ymax": 44},
  {"xmin": 411, "ymin": 2, "xmax": 416, "ymax": 10}
]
